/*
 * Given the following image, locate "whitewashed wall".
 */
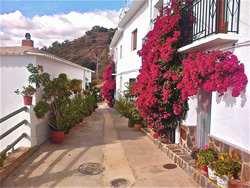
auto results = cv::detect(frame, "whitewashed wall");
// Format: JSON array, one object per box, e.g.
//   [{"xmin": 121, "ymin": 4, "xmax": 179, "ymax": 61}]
[
  {"xmin": 115, "ymin": 1, "xmax": 151, "ymax": 99},
  {"xmin": 210, "ymin": 0, "xmax": 250, "ymax": 151},
  {"xmin": 0, "ymin": 55, "xmax": 36, "ymax": 151},
  {"xmin": 182, "ymin": 96, "xmax": 198, "ymax": 126},
  {"xmin": 0, "ymin": 54, "xmax": 92, "ymax": 153},
  {"xmin": 37, "ymin": 56, "xmax": 88, "ymax": 91}
]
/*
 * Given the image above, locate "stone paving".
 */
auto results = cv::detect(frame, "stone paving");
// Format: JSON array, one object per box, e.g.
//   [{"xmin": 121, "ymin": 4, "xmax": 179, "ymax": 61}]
[{"xmin": 1, "ymin": 102, "xmax": 199, "ymax": 187}]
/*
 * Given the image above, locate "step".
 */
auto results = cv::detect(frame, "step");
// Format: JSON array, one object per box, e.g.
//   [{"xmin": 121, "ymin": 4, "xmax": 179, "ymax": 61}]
[
  {"xmin": 0, "ymin": 146, "xmax": 38, "ymax": 183},
  {"xmin": 141, "ymin": 128, "xmax": 218, "ymax": 188}
]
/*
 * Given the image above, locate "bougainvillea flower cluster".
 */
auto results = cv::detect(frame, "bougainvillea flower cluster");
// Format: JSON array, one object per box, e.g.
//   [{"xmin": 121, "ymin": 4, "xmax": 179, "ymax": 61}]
[
  {"xmin": 101, "ymin": 61, "xmax": 116, "ymax": 103},
  {"xmin": 132, "ymin": 0, "xmax": 189, "ymax": 134},
  {"xmin": 179, "ymin": 51, "xmax": 248, "ymax": 100},
  {"xmin": 131, "ymin": 0, "xmax": 247, "ymax": 135}
]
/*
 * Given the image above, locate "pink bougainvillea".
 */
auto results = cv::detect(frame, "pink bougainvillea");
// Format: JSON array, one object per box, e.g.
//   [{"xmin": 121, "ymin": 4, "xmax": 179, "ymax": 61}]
[
  {"xmin": 131, "ymin": 0, "xmax": 248, "ymax": 134},
  {"xmin": 132, "ymin": 0, "xmax": 189, "ymax": 133},
  {"xmin": 180, "ymin": 51, "xmax": 248, "ymax": 100},
  {"xmin": 101, "ymin": 61, "xmax": 116, "ymax": 103}
]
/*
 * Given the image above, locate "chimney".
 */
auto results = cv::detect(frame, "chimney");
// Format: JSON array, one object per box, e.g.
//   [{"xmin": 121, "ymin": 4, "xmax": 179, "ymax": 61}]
[{"xmin": 22, "ymin": 33, "xmax": 34, "ymax": 47}]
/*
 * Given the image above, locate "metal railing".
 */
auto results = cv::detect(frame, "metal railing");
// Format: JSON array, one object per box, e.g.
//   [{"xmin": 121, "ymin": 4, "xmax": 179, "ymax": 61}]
[
  {"xmin": 0, "ymin": 107, "xmax": 28, "ymax": 156},
  {"xmin": 119, "ymin": 0, "xmax": 129, "ymax": 20},
  {"xmin": 179, "ymin": 0, "xmax": 240, "ymax": 46}
]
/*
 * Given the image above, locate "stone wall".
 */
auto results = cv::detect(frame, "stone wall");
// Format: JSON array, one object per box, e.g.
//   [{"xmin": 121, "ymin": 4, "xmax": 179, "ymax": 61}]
[
  {"xmin": 209, "ymin": 135, "xmax": 250, "ymax": 183},
  {"xmin": 179, "ymin": 124, "xmax": 197, "ymax": 152}
]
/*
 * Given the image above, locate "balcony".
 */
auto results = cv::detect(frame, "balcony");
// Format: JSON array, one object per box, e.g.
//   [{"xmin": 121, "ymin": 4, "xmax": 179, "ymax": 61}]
[{"xmin": 178, "ymin": 0, "xmax": 240, "ymax": 53}]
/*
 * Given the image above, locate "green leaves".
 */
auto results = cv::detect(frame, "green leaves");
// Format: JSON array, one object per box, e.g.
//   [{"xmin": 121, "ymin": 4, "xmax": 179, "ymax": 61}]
[
  {"xmin": 34, "ymin": 101, "xmax": 50, "ymax": 119},
  {"xmin": 14, "ymin": 85, "xmax": 36, "ymax": 97}
]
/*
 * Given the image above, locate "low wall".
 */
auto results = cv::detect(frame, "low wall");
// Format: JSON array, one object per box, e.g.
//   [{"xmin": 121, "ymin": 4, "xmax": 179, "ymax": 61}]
[{"xmin": 209, "ymin": 135, "xmax": 250, "ymax": 183}]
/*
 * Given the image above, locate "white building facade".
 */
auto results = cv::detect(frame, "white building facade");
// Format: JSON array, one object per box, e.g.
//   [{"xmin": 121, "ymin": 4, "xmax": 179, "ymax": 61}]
[
  {"xmin": 111, "ymin": 0, "xmax": 249, "ymax": 182},
  {"xmin": 110, "ymin": 0, "xmax": 166, "ymax": 99},
  {"xmin": 0, "ymin": 35, "xmax": 93, "ymax": 153}
]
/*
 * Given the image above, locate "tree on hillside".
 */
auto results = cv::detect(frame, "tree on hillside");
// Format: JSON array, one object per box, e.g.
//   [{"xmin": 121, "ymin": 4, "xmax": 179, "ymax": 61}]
[{"xmin": 80, "ymin": 58, "xmax": 96, "ymax": 71}]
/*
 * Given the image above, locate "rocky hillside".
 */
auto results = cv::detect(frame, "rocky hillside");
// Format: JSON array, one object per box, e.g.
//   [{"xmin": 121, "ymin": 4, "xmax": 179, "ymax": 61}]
[{"xmin": 40, "ymin": 26, "xmax": 116, "ymax": 81}]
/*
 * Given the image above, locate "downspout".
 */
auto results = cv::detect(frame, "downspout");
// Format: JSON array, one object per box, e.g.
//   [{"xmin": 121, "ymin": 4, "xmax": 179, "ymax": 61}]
[{"xmin": 150, "ymin": 0, "xmax": 153, "ymax": 30}]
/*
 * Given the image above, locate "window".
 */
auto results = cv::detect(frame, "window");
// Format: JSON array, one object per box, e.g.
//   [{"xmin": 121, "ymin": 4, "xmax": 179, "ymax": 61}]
[
  {"xmin": 129, "ymin": 78, "xmax": 136, "ymax": 85},
  {"xmin": 115, "ymin": 48, "xmax": 118, "ymax": 62},
  {"xmin": 120, "ymin": 45, "xmax": 122, "ymax": 59},
  {"xmin": 132, "ymin": 29, "xmax": 137, "ymax": 50},
  {"xmin": 120, "ymin": 76, "xmax": 122, "ymax": 91}
]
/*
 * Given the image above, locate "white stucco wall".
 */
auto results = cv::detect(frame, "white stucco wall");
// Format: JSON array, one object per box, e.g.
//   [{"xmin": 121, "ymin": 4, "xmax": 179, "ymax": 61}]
[
  {"xmin": 210, "ymin": 0, "xmax": 250, "ymax": 151},
  {"xmin": 0, "ymin": 55, "xmax": 36, "ymax": 151},
  {"xmin": 0, "ymin": 54, "xmax": 93, "ymax": 153},
  {"xmin": 114, "ymin": 1, "xmax": 153, "ymax": 99},
  {"xmin": 37, "ymin": 56, "xmax": 87, "ymax": 86},
  {"xmin": 209, "ymin": 0, "xmax": 250, "ymax": 152},
  {"xmin": 182, "ymin": 96, "xmax": 198, "ymax": 126},
  {"xmin": 180, "ymin": 0, "xmax": 250, "ymax": 151}
]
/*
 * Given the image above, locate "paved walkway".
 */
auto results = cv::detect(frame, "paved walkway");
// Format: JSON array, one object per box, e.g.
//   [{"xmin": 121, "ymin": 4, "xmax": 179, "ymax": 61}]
[{"xmin": 1, "ymin": 102, "xmax": 199, "ymax": 187}]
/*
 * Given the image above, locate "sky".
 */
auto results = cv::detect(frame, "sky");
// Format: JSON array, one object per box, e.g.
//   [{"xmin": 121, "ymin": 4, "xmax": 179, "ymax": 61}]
[{"xmin": 0, "ymin": 0, "xmax": 131, "ymax": 48}]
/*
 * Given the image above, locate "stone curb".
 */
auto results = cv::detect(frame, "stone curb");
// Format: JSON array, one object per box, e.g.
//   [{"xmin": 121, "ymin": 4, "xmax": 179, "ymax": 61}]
[
  {"xmin": 0, "ymin": 146, "xmax": 38, "ymax": 183},
  {"xmin": 141, "ymin": 128, "xmax": 218, "ymax": 188}
]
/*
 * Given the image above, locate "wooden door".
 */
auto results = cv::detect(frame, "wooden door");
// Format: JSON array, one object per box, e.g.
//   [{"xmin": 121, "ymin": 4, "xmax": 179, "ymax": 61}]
[{"xmin": 196, "ymin": 87, "xmax": 212, "ymax": 148}]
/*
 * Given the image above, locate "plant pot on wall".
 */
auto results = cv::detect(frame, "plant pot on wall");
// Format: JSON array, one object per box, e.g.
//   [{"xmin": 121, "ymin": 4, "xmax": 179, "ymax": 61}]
[
  {"xmin": 134, "ymin": 123, "xmax": 143, "ymax": 131},
  {"xmin": 128, "ymin": 121, "xmax": 134, "ymax": 127},
  {"xmin": 217, "ymin": 175, "xmax": 230, "ymax": 188},
  {"xmin": 23, "ymin": 96, "xmax": 32, "ymax": 105},
  {"xmin": 50, "ymin": 131, "xmax": 64, "ymax": 144},
  {"xmin": 200, "ymin": 165, "xmax": 208, "ymax": 175},
  {"xmin": 208, "ymin": 167, "xmax": 218, "ymax": 180}
]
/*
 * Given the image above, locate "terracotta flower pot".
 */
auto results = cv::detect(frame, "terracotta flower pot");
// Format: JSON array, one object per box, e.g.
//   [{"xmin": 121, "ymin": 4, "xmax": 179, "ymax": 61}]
[
  {"xmin": 108, "ymin": 102, "xmax": 114, "ymax": 107},
  {"xmin": 228, "ymin": 180, "xmax": 249, "ymax": 188},
  {"xmin": 195, "ymin": 160, "xmax": 200, "ymax": 168},
  {"xmin": 128, "ymin": 121, "xmax": 134, "ymax": 127},
  {"xmin": 134, "ymin": 124, "xmax": 143, "ymax": 131},
  {"xmin": 65, "ymin": 129, "xmax": 71, "ymax": 134},
  {"xmin": 200, "ymin": 165, "xmax": 208, "ymax": 175},
  {"xmin": 158, "ymin": 136, "xmax": 168, "ymax": 143},
  {"xmin": 50, "ymin": 131, "xmax": 64, "ymax": 144},
  {"xmin": 23, "ymin": 96, "xmax": 32, "ymax": 105}
]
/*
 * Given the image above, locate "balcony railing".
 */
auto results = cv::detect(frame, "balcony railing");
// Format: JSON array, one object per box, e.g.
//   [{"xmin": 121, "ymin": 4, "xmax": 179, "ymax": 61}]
[{"xmin": 179, "ymin": 0, "xmax": 240, "ymax": 46}]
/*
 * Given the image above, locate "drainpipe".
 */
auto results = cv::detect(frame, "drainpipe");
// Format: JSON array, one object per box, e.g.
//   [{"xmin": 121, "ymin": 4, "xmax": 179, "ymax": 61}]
[{"xmin": 150, "ymin": 0, "xmax": 153, "ymax": 30}]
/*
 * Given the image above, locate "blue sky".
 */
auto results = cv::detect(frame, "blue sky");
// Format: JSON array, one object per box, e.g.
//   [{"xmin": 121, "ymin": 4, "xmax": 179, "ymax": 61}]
[
  {"xmin": 0, "ymin": 0, "xmax": 129, "ymax": 48},
  {"xmin": 1, "ymin": 0, "xmax": 124, "ymax": 18}
]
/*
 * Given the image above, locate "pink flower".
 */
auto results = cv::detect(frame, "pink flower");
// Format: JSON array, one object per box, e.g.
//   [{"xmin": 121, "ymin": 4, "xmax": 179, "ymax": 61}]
[
  {"xmin": 153, "ymin": 133, "xmax": 159, "ymax": 139},
  {"xmin": 204, "ymin": 145, "xmax": 209, "ymax": 149}
]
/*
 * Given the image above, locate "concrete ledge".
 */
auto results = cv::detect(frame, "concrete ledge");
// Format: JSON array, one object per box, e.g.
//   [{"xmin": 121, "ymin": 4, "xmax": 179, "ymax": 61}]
[
  {"xmin": 141, "ymin": 128, "xmax": 218, "ymax": 188},
  {"xmin": 0, "ymin": 146, "xmax": 38, "ymax": 183}
]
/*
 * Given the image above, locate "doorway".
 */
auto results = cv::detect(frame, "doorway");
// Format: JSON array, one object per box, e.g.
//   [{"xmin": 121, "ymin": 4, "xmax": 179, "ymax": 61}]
[{"xmin": 196, "ymin": 87, "xmax": 212, "ymax": 148}]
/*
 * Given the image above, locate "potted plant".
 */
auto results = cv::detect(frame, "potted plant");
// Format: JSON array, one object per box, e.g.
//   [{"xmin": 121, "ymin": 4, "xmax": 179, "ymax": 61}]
[
  {"xmin": 129, "ymin": 107, "xmax": 144, "ymax": 131},
  {"xmin": 14, "ymin": 85, "xmax": 36, "ymax": 105},
  {"xmin": 213, "ymin": 153, "xmax": 241, "ymax": 188},
  {"xmin": 128, "ymin": 118, "xmax": 135, "ymax": 127},
  {"xmin": 27, "ymin": 64, "xmax": 74, "ymax": 144},
  {"xmin": 70, "ymin": 79, "xmax": 82, "ymax": 94},
  {"xmin": 197, "ymin": 148, "xmax": 218, "ymax": 175},
  {"xmin": 190, "ymin": 147, "xmax": 200, "ymax": 167}
]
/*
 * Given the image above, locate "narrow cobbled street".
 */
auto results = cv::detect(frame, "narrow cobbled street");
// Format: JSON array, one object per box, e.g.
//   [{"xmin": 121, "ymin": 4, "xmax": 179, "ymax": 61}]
[{"xmin": 1, "ymin": 102, "xmax": 199, "ymax": 187}]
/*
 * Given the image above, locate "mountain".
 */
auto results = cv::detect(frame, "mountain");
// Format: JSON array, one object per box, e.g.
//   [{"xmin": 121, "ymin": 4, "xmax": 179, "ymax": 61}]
[{"xmin": 40, "ymin": 26, "xmax": 116, "ymax": 81}]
